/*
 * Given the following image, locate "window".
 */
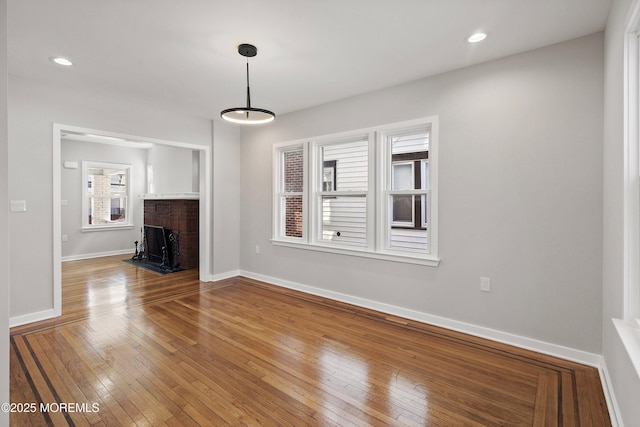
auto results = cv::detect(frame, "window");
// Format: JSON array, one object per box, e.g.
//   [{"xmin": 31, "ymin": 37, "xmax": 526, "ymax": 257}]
[
  {"xmin": 385, "ymin": 129, "xmax": 430, "ymax": 252},
  {"xmin": 82, "ymin": 161, "xmax": 132, "ymax": 230},
  {"xmin": 273, "ymin": 117, "xmax": 438, "ymax": 265},
  {"xmin": 317, "ymin": 136, "xmax": 371, "ymax": 247},
  {"xmin": 274, "ymin": 146, "xmax": 306, "ymax": 240}
]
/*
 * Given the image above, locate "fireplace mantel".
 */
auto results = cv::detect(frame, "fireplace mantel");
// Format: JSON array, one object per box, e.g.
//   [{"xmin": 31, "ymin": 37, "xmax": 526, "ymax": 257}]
[{"xmin": 140, "ymin": 193, "xmax": 199, "ymax": 200}]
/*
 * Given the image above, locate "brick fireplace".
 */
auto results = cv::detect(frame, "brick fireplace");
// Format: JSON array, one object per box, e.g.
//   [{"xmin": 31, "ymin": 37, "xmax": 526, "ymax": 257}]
[{"xmin": 143, "ymin": 198, "xmax": 199, "ymax": 270}]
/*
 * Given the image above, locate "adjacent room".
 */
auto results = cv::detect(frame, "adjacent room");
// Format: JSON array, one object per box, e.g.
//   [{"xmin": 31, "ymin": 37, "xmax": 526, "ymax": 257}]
[{"xmin": 1, "ymin": 0, "xmax": 640, "ymax": 425}]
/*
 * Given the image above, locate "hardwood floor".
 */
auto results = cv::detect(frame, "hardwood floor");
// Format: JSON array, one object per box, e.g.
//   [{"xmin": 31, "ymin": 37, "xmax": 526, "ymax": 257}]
[{"xmin": 10, "ymin": 255, "xmax": 610, "ymax": 426}]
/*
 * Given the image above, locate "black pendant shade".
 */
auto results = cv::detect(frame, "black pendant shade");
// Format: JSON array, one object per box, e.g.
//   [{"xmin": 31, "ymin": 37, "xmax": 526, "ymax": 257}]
[{"xmin": 220, "ymin": 44, "xmax": 276, "ymax": 125}]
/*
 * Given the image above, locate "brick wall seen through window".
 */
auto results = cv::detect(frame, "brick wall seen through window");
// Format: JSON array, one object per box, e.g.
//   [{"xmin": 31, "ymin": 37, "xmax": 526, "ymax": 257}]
[{"xmin": 284, "ymin": 150, "xmax": 303, "ymax": 238}]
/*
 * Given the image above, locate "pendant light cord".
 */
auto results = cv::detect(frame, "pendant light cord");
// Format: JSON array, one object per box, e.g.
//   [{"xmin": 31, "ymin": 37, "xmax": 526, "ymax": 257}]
[{"xmin": 246, "ymin": 60, "xmax": 251, "ymax": 109}]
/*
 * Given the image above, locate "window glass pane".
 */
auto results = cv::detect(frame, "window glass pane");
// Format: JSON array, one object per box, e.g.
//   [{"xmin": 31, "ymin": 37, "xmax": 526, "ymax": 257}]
[
  {"xmin": 88, "ymin": 168, "xmax": 126, "ymax": 194},
  {"xmin": 111, "ymin": 198, "xmax": 126, "ymax": 222},
  {"xmin": 391, "ymin": 131, "xmax": 429, "ymax": 154},
  {"xmin": 284, "ymin": 196, "xmax": 303, "ymax": 238},
  {"xmin": 390, "ymin": 227, "xmax": 428, "ymax": 251},
  {"xmin": 88, "ymin": 197, "xmax": 128, "ymax": 225},
  {"xmin": 110, "ymin": 172, "xmax": 126, "ymax": 192},
  {"xmin": 321, "ymin": 195, "xmax": 366, "ymax": 246},
  {"xmin": 284, "ymin": 150, "xmax": 303, "ymax": 193},
  {"xmin": 392, "ymin": 194, "xmax": 414, "ymax": 224},
  {"xmin": 321, "ymin": 139, "xmax": 368, "ymax": 192},
  {"xmin": 391, "ymin": 195, "xmax": 428, "ymax": 250},
  {"xmin": 422, "ymin": 160, "xmax": 429, "ymax": 190},
  {"xmin": 392, "ymin": 163, "xmax": 413, "ymax": 190},
  {"xmin": 323, "ymin": 161, "xmax": 336, "ymax": 191}
]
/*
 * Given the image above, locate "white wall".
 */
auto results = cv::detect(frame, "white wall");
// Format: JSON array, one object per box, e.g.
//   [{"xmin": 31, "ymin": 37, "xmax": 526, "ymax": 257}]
[
  {"xmin": 212, "ymin": 120, "xmax": 241, "ymax": 277},
  {"xmin": 8, "ymin": 75, "xmax": 212, "ymax": 319},
  {"xmin": 146, "ymin": 144, "xmax": 195, "ymax": 194},
  {"xmin": 60, "ymin": 140, "xmax": 147, "ymax": 259},
  {"xmin": 603, "ymin": 0, "xmax": 640, "ymax": 424},
  {"xmin": 240, "ymin": 34, "xmax": 604, "ymax": 354},
  {"xmin": 0, "ymin": 1, "xmax": 9, "ymax": 425}
]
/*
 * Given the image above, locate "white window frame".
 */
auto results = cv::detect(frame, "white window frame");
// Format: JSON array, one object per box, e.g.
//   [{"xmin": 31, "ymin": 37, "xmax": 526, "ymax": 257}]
[
  {"xmin": 614, "ymin": 1, "xmax": 640, "ymax": 385},
  {"xmin": 626, "ymin": 15, "xmax": 640, "ymax": 324},
  {"xmin": 272, "ymin": 117, "xmax": 439, "ymax": 266},
  {"xmin": 379, "ymin": 123, "xmax": 434, "ymax": 256},
  {"xmin": 421, "ymin": 159, "xmax": 429, "ymax": 228},
  {"xmin": 81, "ymin": 161, "xmax": 133, "ymax": 231}
]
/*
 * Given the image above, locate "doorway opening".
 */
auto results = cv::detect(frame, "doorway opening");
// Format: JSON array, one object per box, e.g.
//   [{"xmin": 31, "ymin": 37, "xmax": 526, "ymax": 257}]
[{"xmin": 52, "ymin": 124, "xmax": 212, "ymax": 317}]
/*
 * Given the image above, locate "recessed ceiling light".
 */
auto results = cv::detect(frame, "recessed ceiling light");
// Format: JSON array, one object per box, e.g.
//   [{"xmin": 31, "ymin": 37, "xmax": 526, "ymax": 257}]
[
  {"xmin": 51, "ymin": 57, "xmax": 73, "ymax": 66},
  {"xmin": 467, "ymin": 33, "xmax": 488, "ymax": 43}
]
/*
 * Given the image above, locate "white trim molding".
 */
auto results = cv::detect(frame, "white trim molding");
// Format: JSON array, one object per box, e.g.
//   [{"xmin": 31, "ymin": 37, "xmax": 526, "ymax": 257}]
[
  {"xmin": 61, "ymin": 249, "xmax": 134, "ymax": 263},
  {"xmin": 599, "ymin": 350, "xmax": 624, "ymax": 427},
  {"xmin": 10, "ymin": 309, "xmax": 56, "ymax": 328},
  {"xmin": 613, "ymin": 318, "xmax": 640, "ymax": 380},
  {"xmin": 210, "ymin": 270, "xmax": 242, "ymax": 282}
]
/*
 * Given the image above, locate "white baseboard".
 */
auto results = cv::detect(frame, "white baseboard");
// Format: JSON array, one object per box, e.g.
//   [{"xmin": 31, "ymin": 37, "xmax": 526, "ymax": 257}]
[
  {"xmin": 210, "ymin": 270, "xmax": 241, "ymax": 282},
  {"xmin": 239, "ymin": 270, "xmax": 601, "ymax": 367},
  {"xmin": 10, "ymin": 309, "xmax": 57, "ymax": 328},
  {"xmin": 62, "ymin": 249, "xmax": 134, "ymax": 262},
  {"xmin": 597, "ymin": 358, "xmax": 623, "ymax": 427}
]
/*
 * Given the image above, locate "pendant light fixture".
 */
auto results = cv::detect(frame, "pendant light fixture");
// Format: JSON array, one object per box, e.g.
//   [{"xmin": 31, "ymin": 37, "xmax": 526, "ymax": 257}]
[{"xmin": 220, "ymin": 43, "xmax": 275, "ymax": 125}]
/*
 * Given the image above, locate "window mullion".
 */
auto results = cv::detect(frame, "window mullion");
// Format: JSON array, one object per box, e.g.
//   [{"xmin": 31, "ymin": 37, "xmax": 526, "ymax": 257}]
[
  {"xmin": 308, "ymin": 140, "xmax": 318, "ymax": 245},
  {"xmin": 367, "ymin": 131, "xmax": 376, "ymax": 251},
  {"xmin": 303, "ymin": 141, "xmax": 310, "ymax": 244},
  {"xmin": 375, "ymin": 131, "xmax": 385, "ymax": 253}
]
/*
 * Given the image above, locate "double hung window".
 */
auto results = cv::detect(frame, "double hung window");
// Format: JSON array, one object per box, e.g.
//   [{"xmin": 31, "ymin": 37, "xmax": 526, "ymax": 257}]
[
  {"xmin": 276, "ymin": 146, "xmax": 305, "ymax": 239},
  {"xmin": 273, "ymin": 117, "xmax": 438, "ymax": 265},
  {"xmin": 318, "ymin": 136, "xmax": 371, "ymax": 247},
  {"xmin": 386, "ymin": 129, "xmax": 430, "ymax": 252},
  {"xmin": 82, "ymin": 161, "xmax": 132, "ymax": 230}
]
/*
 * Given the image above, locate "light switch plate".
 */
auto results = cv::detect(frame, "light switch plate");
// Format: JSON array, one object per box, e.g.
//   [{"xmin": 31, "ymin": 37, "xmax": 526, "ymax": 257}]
[{"xmin": 10, "ymin": 200, "xmax": 26, "ymax": 212}]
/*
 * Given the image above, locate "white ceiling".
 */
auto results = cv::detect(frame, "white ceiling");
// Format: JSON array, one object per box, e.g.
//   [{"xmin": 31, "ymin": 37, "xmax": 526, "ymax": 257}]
[{"xmin": 8, "ymin": 0, "xmax": 612, "ymax": 120}]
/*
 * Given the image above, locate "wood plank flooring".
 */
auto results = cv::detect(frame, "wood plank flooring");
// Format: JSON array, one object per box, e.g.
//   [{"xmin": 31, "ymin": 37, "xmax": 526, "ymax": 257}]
[{"xmin": 10, "ymin": 255, "xmax": 611, "ymax": 426}]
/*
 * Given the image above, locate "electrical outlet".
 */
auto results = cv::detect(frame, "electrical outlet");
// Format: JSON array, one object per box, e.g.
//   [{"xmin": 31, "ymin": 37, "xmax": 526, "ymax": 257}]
[
  {"xmin": 62, "ymin": 235, "xmax": 69, "ymax": 242},
  {"xmin": 480, "ymin": 277, "xmax": 491, "ymax": 292},
  {"xmin": 255, "ymin": 245, "xmax": 260, "ymax": 254}
]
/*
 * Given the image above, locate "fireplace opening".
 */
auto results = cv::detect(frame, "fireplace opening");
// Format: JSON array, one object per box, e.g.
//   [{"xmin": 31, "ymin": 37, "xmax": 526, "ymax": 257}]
[{"xmin": 140, "ymin": 224, "xmax": 180, "ymax": 272}]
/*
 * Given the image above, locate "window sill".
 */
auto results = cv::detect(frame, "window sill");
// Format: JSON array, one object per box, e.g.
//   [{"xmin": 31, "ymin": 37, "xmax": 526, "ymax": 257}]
[
  {"xmin": 271, "ymin": 239, "xmax": 440, "ymax": 266},
  {"xmin": 613, "ymin": 318, "xmax": 640, "ymax": 380},
  {"xmin": 81, "ymin": 225, "xmax": 134, "ymax": 232}
]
